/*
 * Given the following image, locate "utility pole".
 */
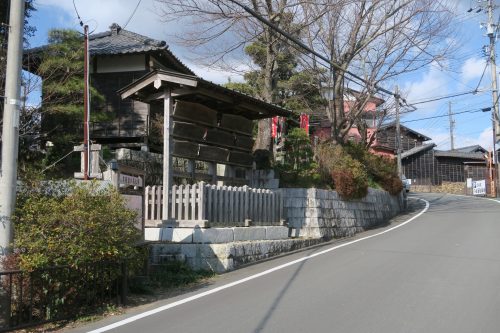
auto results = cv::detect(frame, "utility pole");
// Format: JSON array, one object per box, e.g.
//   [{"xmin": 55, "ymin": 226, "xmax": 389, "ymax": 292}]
[
  {"xmin": 0, "ymin": 0, "xmax": 26, "ymax": 257},
  {"xmin": 486, "ymin": 0, "xmax": 500, "ymax": 196},
  {"xmin": 83, "ymin": 24, "xmax": 90, "ymax": 180},
  {"xmin": 395, "ymin": 85, "xmax": 402, "ymax": 177},
  {"xmin": 448, "ymin": 101, "xmax": 455, "ymax": 150}
]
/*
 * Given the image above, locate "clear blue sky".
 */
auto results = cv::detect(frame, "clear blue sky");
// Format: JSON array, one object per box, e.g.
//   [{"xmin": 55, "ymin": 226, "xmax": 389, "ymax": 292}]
[{"xmin": 26, "ymin": 0, "xmax": 499, "ymax": 151}]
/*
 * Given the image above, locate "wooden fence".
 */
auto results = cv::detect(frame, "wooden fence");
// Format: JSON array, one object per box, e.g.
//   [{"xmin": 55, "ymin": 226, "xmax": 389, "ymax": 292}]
[{"xmin": 144, "ymin": 182, "xmax": 283, "ymax": 227}]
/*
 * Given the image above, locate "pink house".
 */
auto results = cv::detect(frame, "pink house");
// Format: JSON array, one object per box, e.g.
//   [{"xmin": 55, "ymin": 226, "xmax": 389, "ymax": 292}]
[{"xmin": 310, "ymin": 89, "xmax": 388, "ymax": 154}]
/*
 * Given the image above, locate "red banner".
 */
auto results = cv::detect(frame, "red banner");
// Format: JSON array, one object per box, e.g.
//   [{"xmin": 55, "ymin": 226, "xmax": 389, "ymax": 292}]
[
  {"xmin": 300, "ymin": 113, "xmax": 309, "ymax": 135},
  {"xmin": 272, "ymin": 116, "xmax": 278, "ymax": 138}
]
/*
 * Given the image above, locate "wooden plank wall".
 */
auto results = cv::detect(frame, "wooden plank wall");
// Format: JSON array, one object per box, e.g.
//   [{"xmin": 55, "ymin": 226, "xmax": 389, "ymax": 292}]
[{"xmin": 171, "ymin": 101, "xmax": 254, "ymax": 168}]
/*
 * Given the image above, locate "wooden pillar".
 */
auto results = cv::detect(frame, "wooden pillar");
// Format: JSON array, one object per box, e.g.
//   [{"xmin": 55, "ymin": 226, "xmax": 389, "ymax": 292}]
[
  {"xmin": 187, "ymin": 159, "xmax": 195, "ymax": 182},
  {"xmin": 208, "ymin": 162, "xmax": 217, "ymax": 184},
  {"xmin": 162, "ymin": 88, "xmax": 173, "ymax": 221}
]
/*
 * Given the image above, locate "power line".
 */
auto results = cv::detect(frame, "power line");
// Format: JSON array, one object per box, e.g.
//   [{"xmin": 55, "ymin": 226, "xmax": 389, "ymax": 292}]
[
  {"xmin": 406, "ymin": 90, "xmax": 479, "ymax": 106},
  {"xmin": 225, "ymin": 0, "xmax": 396, "ymax": 97},
  {"xmin": 401, "ymin": 107, "xmax": 490, "ymax": 123},
  {"xmin": 123, "ymin": 0, "xmax": 142, "ymax": 30},
  {"xmin": 474, "ymin": 57, "xmax": 490, "ymax": 92},
  {"xmin": 72, "ymin": 0, "xmax": 84, "ymax": 27}
]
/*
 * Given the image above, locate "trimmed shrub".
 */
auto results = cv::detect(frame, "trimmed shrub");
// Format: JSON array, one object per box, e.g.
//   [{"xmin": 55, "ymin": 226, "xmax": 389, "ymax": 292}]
[{"xmin": 13, "ymin": 181, "xmax": 141, "ymax": 271}]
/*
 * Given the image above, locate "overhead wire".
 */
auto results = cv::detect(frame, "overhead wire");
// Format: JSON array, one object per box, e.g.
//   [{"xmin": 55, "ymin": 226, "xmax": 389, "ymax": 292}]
[
  {"xmin": 225, "ymin": 0, "xmax": 396, "ymax": 98},
  {"xmin": 123, "ymin": 0, "xmax": 143, "ymax": 30},
  {"xmin": 401, "ymin": 107, "xmax": 489, "ymax": 124}
]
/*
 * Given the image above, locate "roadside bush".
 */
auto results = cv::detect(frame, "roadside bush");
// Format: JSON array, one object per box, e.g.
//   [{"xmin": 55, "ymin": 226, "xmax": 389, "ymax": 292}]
[
  {"xmin": 13, "ymin": 181, "xmax": 141, "ymax": 271},
  {"xmin": 316, "ymin": 142, "xmax": 368, "ymax": 199},
  {"xmin": 343, "ymin": 142, "xmax": 403, "ymax": 195}
]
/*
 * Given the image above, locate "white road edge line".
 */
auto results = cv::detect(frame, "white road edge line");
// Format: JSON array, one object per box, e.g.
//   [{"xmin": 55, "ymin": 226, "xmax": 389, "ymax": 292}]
[{"xmin": 88, "ymin": 197, "xmax": 430, "ymax": 333}]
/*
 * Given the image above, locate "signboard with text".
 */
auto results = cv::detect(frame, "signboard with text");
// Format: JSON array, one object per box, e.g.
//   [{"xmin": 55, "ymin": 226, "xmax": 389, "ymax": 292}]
[
  {"xmin": 119, "ymin": 173, "xmax": 143, "ymax": 188},
  {"xmin": 472, "ymin": 180, "xmax": 486, "ymax": 196}
]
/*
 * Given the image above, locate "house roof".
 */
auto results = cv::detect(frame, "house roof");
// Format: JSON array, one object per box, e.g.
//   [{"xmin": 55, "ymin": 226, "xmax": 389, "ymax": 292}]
[
  {"xmin": 117, "ymin": 69, "xmax": 293, "ymax": 119},
  {"xmin": 379, "ymin": 122, "xmax": 432, "ymax": 141},
  {"xmin": 24, "ymin": 23, "xmax": 194, "ymax": 75},
  {"xmin": 434, "ymin": 150, "xmax": 487, "ymax": 160},
  {"xmin": 401, "ymin": 143, "xmax": 436, "ymax": 159},
  {"xmin": 452, "ymin": 145, "xmax": 488, "ymax": 154}
]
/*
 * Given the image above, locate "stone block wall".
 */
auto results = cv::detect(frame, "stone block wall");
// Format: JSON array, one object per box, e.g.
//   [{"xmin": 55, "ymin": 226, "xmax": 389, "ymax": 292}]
[
  {"xmin": 149, "ymin": 238, "xmax": 324, "ymax": 273},
  {"xmin": 281, "ymin": 188, "xmax": 404, "ymax": 239},
  {"xmin": 147, "ymin": 188, "xmax": 405, "ymax": 273}
]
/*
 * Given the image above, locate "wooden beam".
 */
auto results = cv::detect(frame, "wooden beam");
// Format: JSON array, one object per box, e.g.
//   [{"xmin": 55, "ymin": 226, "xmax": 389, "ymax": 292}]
[
  {"xmin": 120, "ymin": 73, "xmax": 198, "ymax": 100},
  {"xmin": 162, "ymin": 88, "xmax": 173, "ymax": 221},
  {"xmin": 157, "ymin": 73, "xmax": 198, "ymax": 88},
  {"xmin": 144, "ymin": 87, "xmax": 196, "ymax": 102}
]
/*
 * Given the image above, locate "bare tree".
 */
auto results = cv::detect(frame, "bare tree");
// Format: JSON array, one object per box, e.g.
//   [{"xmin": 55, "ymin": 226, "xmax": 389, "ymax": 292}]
[
  {"xmin": 300, "ymin": 0, "xmax": 457, "ymax": 145},
  {"xmin": 154, "ymin": 0, "xmax": 305, "ymax": 151},
  {"xmin": 154, "ymin": 0, "xmax": 457, "ymax": 151}
]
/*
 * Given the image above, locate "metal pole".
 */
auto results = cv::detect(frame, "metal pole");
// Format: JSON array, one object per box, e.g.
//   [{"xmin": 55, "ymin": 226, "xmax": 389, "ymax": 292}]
[
  {"xmin": 0, "ymin": 0, "xmax": 26, "ymax": 257},
  {"xmin": 448, "ymin": 101, "xmax": 455, "ymax": 150},
  {"xmin": 83, "ymin": 25, "xmax": 90, "ymax": 180},
  {"xmin": 487, "ymin": 0, "xmax": 500, "ymax": 197},
  {"xmin": 395, "ymin": 85, "xmax": 402, "ymax": 177}
]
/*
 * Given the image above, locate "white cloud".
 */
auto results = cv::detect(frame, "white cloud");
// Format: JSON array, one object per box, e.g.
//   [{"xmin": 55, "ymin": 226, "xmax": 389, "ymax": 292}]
[
  {"xmin": 188, "ymin": 63, "xmax": 245, "ymax": 84},
  {"xmin": 460, "ymin": 57, "xmax": 487, "ymax": 83},
  {"xmin": 37, "ymin": 0, "xmax": 173, "ymax": 38},
  {"xmin": 35, "ymin": 0, "xmax": 244, "ymax": 84},
  {"xmin": 402, "ymin": 64, "xmax": 450, "ymax": 115},
  {"xmin": 421, "ymin": 126, "xmax": 494, "ymax": 151}
]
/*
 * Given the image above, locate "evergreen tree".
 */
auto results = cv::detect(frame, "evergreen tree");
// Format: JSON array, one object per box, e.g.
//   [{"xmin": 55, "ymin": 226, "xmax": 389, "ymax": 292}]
[{"xmin": 35, "ymin": 29, "xmax": 105, "ymax": 177}]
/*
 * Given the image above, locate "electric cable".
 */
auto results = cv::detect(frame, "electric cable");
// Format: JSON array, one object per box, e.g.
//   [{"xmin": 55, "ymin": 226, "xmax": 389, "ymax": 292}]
[
  {"xmin": 401, "ymin": 107, "xmax": 489, "ymax": 124},
  {"xmin": 123, "ymin": 0, "xmax": 142, "ymax": 30},
  {"xmin": 225, "ymin": 0, "xmax": 395, "ymax": 97}
]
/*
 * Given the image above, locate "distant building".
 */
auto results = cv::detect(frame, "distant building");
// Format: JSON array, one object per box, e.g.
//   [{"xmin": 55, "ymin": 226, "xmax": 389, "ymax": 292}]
[
  {"xmin": 402, "ymin": 143, "xmax": 492, "ymax": 195},
  {"xmin": 371, "ymin": 122, "xmax": 432, "ymax": 158},
  {"xmin": 310, "ymin": 88, "xmax": 385, "ymax": 145}
]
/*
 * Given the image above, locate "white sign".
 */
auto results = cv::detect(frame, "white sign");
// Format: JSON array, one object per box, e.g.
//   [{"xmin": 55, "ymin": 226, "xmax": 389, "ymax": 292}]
[
  {"xmin": 466, "ymin": 178, "xmax": 472, "ymax": 188},
  {"xmin": 472, "ymin": 180, "xmax": 486, "ymax": 196},
  {"xmin": 119, "ymin": 173, "xmax": 143, "ymax": 188}
]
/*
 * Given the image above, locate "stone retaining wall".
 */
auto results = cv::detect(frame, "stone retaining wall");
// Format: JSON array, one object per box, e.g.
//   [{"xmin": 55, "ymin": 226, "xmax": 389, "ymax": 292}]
[
  {"xmin": 281, "ymin": 188, "xmax": 405, "ymax": 239},
  {"xmin": 148, "ymin": 188, "xmax": 405, "ymax": 273},
  {"xmin": 150, "ymin": 238, "xmax": 324, "ymax": 273}
]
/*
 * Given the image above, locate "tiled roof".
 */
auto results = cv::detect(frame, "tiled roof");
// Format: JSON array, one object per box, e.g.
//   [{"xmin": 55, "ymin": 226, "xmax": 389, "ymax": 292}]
[
  {"xmin": 90, "ymin": 23, "xmax": 194, "ymax": 75},
  {"xmin": 89, "ymin": 25, "xmax": 166, "ymax": 55},
  {"xmin": 401, "ymin": 143, "xmax": 435, "ymax": 159},
  {"xmin": 380, "ymin": 122, "xmax": 431, "ymax": 141},
  {"xmin": 434, "ymin": 150, "xmax": 487, "ymax": 160},
  {"xmin": 24, "ymin": 23, "xmax": 194, "ymax": 75},
  {"xmin": 452, "ymin": 145, "xmax": 487, "ymax": 154}
]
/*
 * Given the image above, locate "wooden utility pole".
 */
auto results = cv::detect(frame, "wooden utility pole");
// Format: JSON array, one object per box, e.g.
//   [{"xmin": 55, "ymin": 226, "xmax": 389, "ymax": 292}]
[
  {"xmin": 448, "ymin": 101, "xmax": 455, "ymax": 150},
  {"xmin": 83, "ymin": 24, "xmax": 90, "ymax": 180},
  {"xmin": 395, "ymin": 85, "xmax": 402, "ymax": 177}
]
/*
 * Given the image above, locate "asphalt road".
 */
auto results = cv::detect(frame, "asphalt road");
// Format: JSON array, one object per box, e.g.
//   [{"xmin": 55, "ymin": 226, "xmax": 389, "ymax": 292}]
[{"xmin": 70, "ymin": 193, "xmax": 500, "ymax": 333}]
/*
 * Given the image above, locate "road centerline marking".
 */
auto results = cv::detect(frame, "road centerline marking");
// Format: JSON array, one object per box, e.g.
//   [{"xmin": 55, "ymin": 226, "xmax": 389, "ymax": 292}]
[{"xmin": 87, "ymin": 197, "xmax": 429, "ymax": 333}]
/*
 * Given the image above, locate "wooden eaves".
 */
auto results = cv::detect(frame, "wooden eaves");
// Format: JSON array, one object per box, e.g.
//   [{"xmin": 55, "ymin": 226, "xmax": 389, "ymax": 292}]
[{"xmin": 117, "ymin": 69, "xmax": 293, "ymax": 120}]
